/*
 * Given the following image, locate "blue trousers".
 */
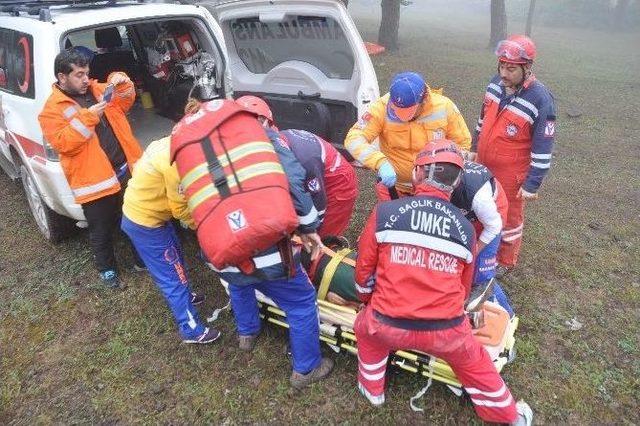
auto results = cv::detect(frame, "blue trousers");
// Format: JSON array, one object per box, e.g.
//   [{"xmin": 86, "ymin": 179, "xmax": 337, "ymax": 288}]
[
  {"xmin": 228, "ymin": 265, "xmax": 322, "ymax": 374},
  {"xmin": 121, "ymin": 216, "xmax": 205, "ymax": 339},
  {"xmin": 474, "ymin": 234, "xmax": 515, "ymax": 317}
]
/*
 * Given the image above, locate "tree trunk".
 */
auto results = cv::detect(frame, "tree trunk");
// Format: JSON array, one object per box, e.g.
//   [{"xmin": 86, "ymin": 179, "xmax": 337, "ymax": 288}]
[
  {"xmin": 489, "ymin": 0, "xmax": 507, "ymax": 48},
  {"xmin": 378, "ymin": 0, "xmax": 401, "ymax": 51},
  {"xmin": 525, "ymin": 0, "xmax": 536, "ymax": 36},
  {"xmin": 612, "ymin": 0, "xmax": 630, "ymax": 29}
]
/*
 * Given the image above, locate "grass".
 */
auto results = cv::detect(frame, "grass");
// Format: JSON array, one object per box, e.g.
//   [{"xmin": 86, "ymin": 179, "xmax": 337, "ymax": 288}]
[{"xmin": 1, "ymin": 5, "xmax": 639, "ymax": 424}]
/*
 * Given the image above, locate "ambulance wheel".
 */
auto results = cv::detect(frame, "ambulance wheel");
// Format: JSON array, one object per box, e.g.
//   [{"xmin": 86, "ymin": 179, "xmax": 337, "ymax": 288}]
[{"xmin": 19, "ymin": 163, "xmax": 73, "ymax": 244}]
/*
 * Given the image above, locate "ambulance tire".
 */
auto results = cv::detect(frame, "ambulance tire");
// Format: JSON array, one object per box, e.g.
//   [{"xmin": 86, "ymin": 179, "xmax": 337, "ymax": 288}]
[{"xmin": 19, "ymin": 163, "xmax": 75, "ymax": 244}]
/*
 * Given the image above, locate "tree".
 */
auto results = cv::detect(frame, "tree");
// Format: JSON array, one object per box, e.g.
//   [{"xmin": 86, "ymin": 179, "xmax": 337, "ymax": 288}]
[
  {"xmin": 612, "ymin": 0, "xmax": 630, "ymax": 29},
  {"xmin": 489, "ymin": 0, "xmax": 507, "ymax": 48},
  {"xmin": 378, "ymin": 0, "xmax": 401, "ymax": 51},
  {"xmin": 525, "ymin": 0, "xmax": 536, "ymax": 36}
]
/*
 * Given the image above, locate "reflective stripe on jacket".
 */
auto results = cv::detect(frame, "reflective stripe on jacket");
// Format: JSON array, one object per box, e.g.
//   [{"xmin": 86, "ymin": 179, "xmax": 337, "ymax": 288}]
[
  {"xmin": 38, "ymin": 72, "xmax": 142, "ymax": 204},
  {"xmin": 355, "ymin": 185, "xmax": 476, "ymax": 320},
  {"xmin": 345, "ymin": 88, "xmax": 471, "ymax": 192},
  {"xmin": 473, "ymin": 75, "xmax": 556, "ymax": 193}
]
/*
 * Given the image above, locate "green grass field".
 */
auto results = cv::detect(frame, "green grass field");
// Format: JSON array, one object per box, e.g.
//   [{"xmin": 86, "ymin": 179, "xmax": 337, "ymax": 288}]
[{"xmin": 1, "ymin": 7, "xmax": 639, "ymax": 424}]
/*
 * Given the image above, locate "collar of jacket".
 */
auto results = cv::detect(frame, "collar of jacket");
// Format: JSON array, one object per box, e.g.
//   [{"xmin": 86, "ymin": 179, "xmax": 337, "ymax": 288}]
[
  {"xmin": 50, "ymin": 80, "xmax": 101, "ymax": 105},
  {"xmin": 413, "ymin": 183, "xmax": 452, "ymax": 201}
]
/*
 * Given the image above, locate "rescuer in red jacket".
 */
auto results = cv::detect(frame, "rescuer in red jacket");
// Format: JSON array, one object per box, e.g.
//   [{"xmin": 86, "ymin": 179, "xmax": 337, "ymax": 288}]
[
  {"xmin": 471, "ymin": 35, "xmax": 557, "ymax": 275},
  {"xmin": 353, "ymin": 140, "xmax": 532, "ymax": 425}
]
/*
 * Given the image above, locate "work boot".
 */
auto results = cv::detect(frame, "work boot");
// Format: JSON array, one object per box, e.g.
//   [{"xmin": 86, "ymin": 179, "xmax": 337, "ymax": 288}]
[
  {"xmin": 99, "ymin": 269, "xmax": 120, "ymax": 289},
  {"xmin": 512, "ymin": 400, "xmax": 533, "ymax": 426},
  {"xmin": 182, "ymin": 327, "xmax": 221, "ymax": 344},
  {"xmin": 290, "ymin": 357, "xmax": 334, "ymax": 389},
  {"xmin": 190, "ymin": 291, "xmax": 205, "ymax": 306},
  {"xmin": 238, "ymin": 334, "xmax": 259, "ymax": 351},
  {"xmin": 496, "ymin": 265, "xmax": 513, "ymax": 279}
]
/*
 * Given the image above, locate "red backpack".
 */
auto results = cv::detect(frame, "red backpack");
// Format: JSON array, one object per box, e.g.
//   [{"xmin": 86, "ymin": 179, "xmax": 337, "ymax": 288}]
[{"xmin": 170, "ymin": 99, "xmax": 298, "ymax": 274}]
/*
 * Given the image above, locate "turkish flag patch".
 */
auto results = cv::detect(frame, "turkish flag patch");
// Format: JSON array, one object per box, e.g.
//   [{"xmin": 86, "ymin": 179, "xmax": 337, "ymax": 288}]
[{"xmin": 544, "ymin": 121, "xmax": 555, "ymax": 138}]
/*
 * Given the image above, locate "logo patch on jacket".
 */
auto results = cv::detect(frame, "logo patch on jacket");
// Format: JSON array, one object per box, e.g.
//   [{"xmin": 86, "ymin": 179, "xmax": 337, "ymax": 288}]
[
  {"xmin": 433, "ymin": 128, "xmax": 445, "ymax": 140},
  {"xmin": 544, "ymin": 121, "xmax": 555, "ymax": 138},
  {"xmin": 227, "ymin": 209, "xmax": 247, "ymax": 232},
  {"xmin": 307, "ymin": 177, "xmax": 321, "ymax": 193},
  {"xmin": 356, "ymin": 112, "xmax": 372, "ymax": 128},
  {"xmin": 506, "ymin": 123, "xmax": 518, "ymax": 137}
]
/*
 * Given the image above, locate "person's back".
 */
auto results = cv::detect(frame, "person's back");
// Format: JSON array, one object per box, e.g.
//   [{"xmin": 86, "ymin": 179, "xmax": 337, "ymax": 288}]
[
  {"xmin": 278, "ymin": 129, "xmax": 358, "ymax": 237},
  {"xmin": 123, "ymin": 137, "xmax": 193, "ymax": 229},
  {"xmin": 357, "ymin": 188, "xmax": 475, "ymax": 321},
  {"xmin": 234, "ymin": 95, "xmax": 357, "ymax": 238}
]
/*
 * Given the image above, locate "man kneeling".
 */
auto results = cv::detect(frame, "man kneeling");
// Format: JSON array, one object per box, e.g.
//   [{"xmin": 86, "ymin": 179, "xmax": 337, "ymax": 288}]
[{"xmin": 353, "ymin": 140, "xmax": 532, "ymax": 425}]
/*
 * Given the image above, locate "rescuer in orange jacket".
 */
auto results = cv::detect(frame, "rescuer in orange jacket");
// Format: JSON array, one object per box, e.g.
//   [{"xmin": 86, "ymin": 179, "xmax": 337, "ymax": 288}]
[
  {"xmin": 344, "ymin": 71, "xmax": 471, "ymax": 199},
  {"xmin": 470, "ymin": 35, "xmax": 556, "ymax": 275},
  {"xmin": 38, "ymin": 48, "xmax": 143, "ymax": 288}
]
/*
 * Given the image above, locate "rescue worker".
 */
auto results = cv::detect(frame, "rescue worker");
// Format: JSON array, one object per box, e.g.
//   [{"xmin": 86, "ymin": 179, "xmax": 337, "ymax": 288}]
[
  {"xmin": 470, "ymin": 35, "xmax": 556, "ymax": 276},
  {"xmin": 196, "ymin": 101, "xmax": 333, "ymax": 388},
  {"xmin": 38, "ymin": 48, "xmax": 143, "ymax": 288},
  {"xmin": 353, "ymin": 140, "xmax": 532, "ymax": 425},
  {"xmin": 236, "ymin": 95, "xmax": 358, "ymax": 238},
  {"xmin": 452, "ymin": 161, "xmax": 514, "ymax": 316},
  {"xmin": 120, "ymin": 100, "xmax": 220, "ymax": 344},
  {"xmin": 344, "ymin": 71, "xmax": 471, "ymax": 200}
]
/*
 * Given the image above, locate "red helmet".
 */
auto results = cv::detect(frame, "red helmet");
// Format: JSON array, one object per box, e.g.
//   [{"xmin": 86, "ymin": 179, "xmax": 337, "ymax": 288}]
[
  {"xmin": 414, "ymin": 140, "xmax": 464, "ymax": 169},
  {"xmin": 413, "ymin": 140, "xmax": 464, "ymax": 192},
  {"xmin": 495, "ymin": 35, "xmax": 536, "ymax": 64},
  {"xmin": 235, "ymin": 95, "xmax": 274, "ymax": 124}
]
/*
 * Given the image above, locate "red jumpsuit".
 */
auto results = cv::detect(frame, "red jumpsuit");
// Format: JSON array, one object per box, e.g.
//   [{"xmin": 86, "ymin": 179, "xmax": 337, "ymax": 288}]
[
  {"xmin": 354, "ymin": 185, "xmax": 518, "ymax": 423},
  {"xmin": 474, "ymin": 74, "xmax": 556, "ymax": 266}
]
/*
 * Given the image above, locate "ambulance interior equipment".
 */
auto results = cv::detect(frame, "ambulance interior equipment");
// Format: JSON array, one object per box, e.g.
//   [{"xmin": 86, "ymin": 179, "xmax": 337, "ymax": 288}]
[{"xmin": 64, "ymin": 18, "xmax": 223, "ymax": 125}]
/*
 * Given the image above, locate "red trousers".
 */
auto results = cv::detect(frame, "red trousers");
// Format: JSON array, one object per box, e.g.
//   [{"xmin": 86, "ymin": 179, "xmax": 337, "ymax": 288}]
[
  {"xmin": 354, "ymin": 305, "xmax": 518, "ymax": 423},
  {"xmin": 318, "ymin": 162, "xmax": 358, "ymax": 238},
  {"xmin": 492, "ymin": 174, "xmax": 524, "ymax": 267}
]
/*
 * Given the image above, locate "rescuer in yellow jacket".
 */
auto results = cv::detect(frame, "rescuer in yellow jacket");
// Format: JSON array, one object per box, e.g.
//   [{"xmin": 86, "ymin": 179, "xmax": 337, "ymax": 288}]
[
  {"xmin": 345, "ymin": 72, "xmax": 471, "ymax": 199},
  {"xmin": 121, "ymin": 134, "xmax": 221, "ymax": 345}
]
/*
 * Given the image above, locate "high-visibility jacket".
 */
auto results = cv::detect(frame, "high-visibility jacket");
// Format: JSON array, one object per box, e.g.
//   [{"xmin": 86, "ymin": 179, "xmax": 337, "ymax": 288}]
[
  {"xmin": 38, "ymin": 73, "xmax": 142, "ymax": 204},
  {"xmin": 123, "ymin": 137, "xmax": 194, "ymax": 229},
  {"xmin": 345, "ymin": 88, "xmax": 471, "ymax": 192}
]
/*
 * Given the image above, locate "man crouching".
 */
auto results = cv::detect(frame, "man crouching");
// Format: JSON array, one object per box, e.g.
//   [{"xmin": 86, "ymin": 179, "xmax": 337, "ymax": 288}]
[{"xmin": 353, "ymin": 140, "xmax": 532, "ymax": 425}]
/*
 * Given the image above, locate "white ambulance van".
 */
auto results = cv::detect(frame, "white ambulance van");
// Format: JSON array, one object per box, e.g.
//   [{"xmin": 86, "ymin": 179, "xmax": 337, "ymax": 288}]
[{"xmin": 0, "ymin": 0, "xmax": 379, "ymax": 242}]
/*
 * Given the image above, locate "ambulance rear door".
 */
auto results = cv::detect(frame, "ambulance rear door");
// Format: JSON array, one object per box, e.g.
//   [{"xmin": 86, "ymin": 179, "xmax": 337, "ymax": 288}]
[{"xmin": 200, "ymin": 0, "xmax": 379, "ymax": 153}]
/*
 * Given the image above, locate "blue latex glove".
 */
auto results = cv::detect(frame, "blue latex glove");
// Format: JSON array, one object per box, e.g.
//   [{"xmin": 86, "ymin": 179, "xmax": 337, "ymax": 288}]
[{"xmin": 377, "ymin": 160, "xmax": 397, "ymax": 187}]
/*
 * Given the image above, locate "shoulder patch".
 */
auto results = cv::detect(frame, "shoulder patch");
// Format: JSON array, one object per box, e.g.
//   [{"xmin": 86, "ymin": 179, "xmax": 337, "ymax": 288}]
[{"xmin": 544, "ymin": 120, "xmax": 555, "ymax": 138}]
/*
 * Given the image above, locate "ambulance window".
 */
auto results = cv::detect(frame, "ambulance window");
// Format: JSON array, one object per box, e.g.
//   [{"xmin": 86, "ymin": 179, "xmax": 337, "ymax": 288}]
[
  {"xmin": 0, "ymin": 29, "xmax": 35, "ymax": 99},
  {"xmin": 229, "ymin": 16, "xmax": 354, "ymax": 79},
  {"xmin": 65, "ymin": 26, "xmax": 132, "ymax": 52}
]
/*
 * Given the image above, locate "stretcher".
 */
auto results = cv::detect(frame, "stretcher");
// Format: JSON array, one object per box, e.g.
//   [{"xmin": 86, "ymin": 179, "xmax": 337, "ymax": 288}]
[{"xmin": 218, "ymin": 241, "xmax": 518, "ymax": 389}]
